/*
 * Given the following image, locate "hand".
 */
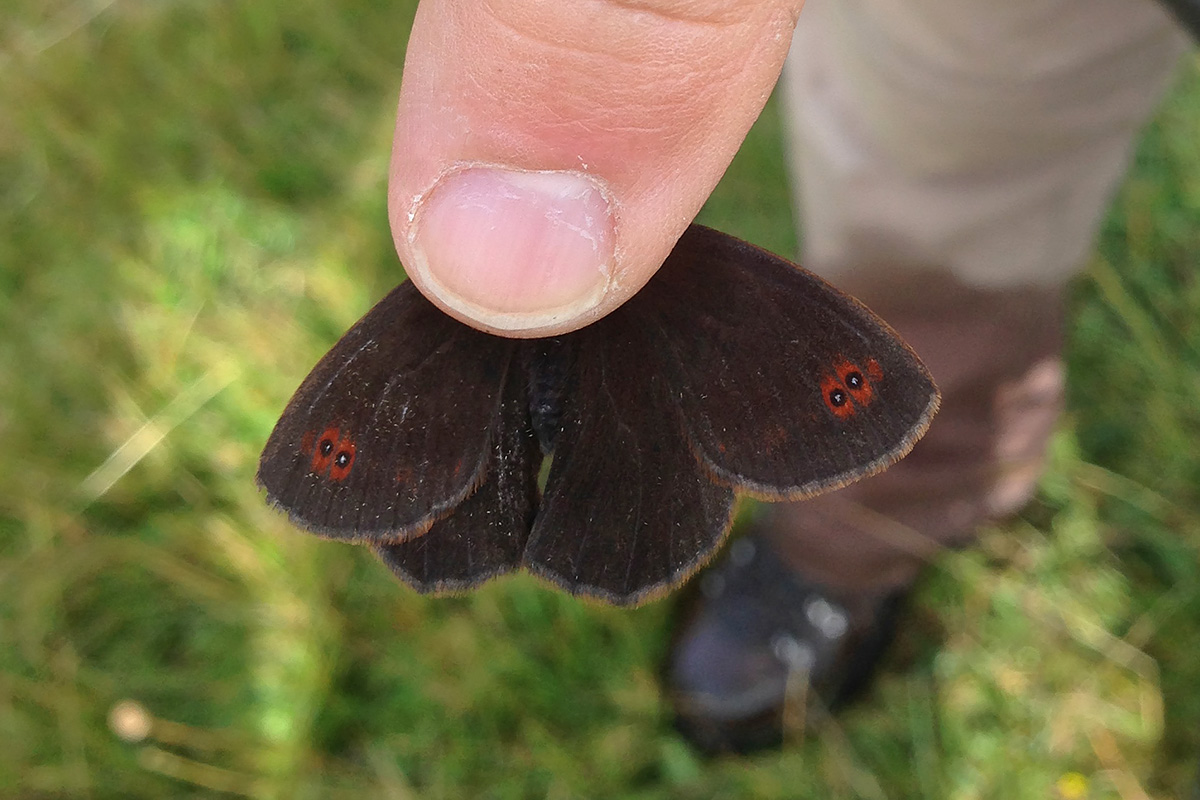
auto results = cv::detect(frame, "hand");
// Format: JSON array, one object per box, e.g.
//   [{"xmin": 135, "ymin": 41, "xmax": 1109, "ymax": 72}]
[{"xmin": 388, "ymin": 0, "xmax": 803, "ymax": 337}]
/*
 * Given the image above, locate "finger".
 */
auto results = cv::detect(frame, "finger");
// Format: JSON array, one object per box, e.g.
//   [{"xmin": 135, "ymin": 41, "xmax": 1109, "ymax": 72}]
[{"xmin": 389, "ymin": 0, "xmax": 803, "ymax": 337}]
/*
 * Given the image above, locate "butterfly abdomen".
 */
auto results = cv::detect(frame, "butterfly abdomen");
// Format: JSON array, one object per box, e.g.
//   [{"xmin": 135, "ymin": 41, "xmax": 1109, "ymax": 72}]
[{"xmin": 525, "ymin": 338, "xmax": 575, "ymax": 456}]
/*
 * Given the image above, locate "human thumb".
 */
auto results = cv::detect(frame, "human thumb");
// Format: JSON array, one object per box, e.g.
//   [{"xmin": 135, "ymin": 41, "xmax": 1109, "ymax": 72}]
[{"xmin": 389, "ymin": 0, "xmax": 803, "ymax": 337}]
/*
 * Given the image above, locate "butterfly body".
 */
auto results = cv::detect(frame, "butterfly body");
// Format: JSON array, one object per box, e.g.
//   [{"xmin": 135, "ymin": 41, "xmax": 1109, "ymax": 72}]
[
  {"xmin": 258, "ymin": 225, "xmax": 939, "ymax": 605},
  {"xmin": 523, "ymin": 338, "xmax": 574, "ymax": 454}
]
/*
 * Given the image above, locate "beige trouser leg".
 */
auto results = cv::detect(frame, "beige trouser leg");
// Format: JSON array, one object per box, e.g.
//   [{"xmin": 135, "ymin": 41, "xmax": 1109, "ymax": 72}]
[{"xmin": 767, "ymin": 0, "xmax": 1188, "ymax": 594}]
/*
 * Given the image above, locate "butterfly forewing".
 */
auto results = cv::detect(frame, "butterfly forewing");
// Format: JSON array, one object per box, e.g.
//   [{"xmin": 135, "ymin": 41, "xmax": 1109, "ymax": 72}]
[
  {"xmin": 640, "ymin": 226, "xmax": 939, "ymax": 499},
  {"xmin": 257, "ymin": 282, "xmax": 517, "ymax": 539}
]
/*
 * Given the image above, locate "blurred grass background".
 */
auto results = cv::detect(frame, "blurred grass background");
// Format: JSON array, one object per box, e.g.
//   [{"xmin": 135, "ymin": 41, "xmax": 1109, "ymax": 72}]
[{"xmin": 2, "ymin": 2, "xmax": 1199, "ymax": 798}]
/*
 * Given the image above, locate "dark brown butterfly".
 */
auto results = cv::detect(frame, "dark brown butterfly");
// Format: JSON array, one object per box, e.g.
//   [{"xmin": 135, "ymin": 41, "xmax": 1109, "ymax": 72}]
[{"xmin": 257, "ymin": 225, "xmax": 938, "ymax": 605}]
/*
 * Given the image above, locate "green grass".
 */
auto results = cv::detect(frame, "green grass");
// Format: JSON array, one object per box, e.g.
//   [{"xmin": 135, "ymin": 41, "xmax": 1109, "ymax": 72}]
[{"xmin": 2, "ymin": 3, "xmax": 1199, "ymax": 797}]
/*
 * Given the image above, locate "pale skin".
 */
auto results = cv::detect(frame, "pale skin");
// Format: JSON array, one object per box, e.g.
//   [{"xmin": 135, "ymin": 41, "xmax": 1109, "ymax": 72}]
[{"xmin": 388, "ymin": 0, "xmax": 805, "ymax": 338}]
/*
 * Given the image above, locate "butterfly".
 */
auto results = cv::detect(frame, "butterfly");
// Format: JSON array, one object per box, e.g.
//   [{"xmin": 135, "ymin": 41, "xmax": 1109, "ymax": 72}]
[{"xmin": 257, "ymin": 224, "xmax": 939, "ymax": 605}]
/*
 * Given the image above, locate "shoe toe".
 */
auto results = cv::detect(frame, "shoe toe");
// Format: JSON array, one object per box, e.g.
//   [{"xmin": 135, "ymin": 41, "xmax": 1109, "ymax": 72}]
[{"xmin": 665, "ymin": 533, "xmax": 901, "ymax": 754}]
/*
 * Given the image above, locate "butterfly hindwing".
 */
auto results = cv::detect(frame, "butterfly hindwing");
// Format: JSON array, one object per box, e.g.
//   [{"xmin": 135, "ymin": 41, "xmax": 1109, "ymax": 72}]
[
  {"xmin": 257, "ymin": 283, "xmax": 517, "ymax": 540},
  {"xmin": 637, "ymin": 225, "xmax": 939, "ymax": 499},
  {"xmin": 374, "ymin": 356, "xmax": 542, "ymax": 591},
  {"xmin": 523, "ymin": 315, "xmax": 736, "ymax": 605}
]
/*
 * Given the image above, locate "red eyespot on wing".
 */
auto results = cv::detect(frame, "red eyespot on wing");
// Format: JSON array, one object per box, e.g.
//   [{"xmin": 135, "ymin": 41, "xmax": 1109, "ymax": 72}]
[
  {"xmin": 820, "ymin": 373, "xmax": 856, "ymax": 419},
  {"xmin": 835, "ymin": 358, "xmax": 875, "ymax": 407},
  {"xmin": 329, "ymin": 438, "xmax": 356, "ymax": 482},
  {"xmin": 310, "ymin": 426, "xmax": 340, "ymax": 474}
]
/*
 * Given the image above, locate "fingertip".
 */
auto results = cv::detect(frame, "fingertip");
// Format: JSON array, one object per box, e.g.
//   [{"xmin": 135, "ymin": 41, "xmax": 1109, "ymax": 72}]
[{"xmin": 403, "ymin": 166, "xmax": 617, "ymax": 337}]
